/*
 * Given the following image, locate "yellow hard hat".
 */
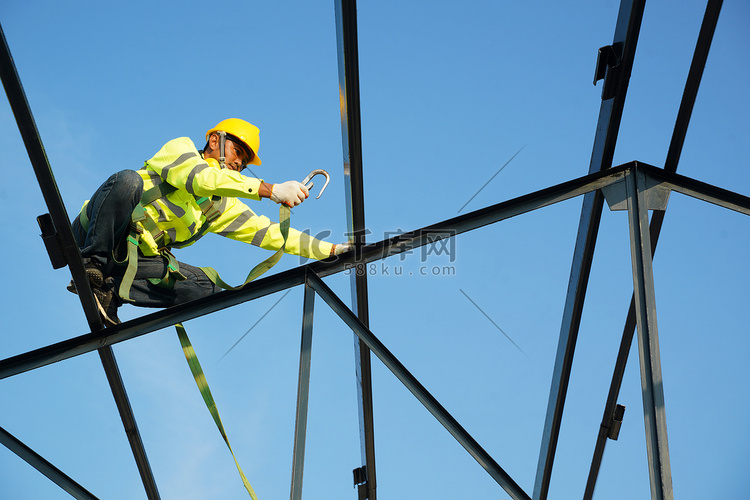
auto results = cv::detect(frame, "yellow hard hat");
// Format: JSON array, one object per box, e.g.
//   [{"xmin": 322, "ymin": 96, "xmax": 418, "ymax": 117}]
[{"xmin": 206, "ymin": 118, "xmax": 262, "ymax": 166}]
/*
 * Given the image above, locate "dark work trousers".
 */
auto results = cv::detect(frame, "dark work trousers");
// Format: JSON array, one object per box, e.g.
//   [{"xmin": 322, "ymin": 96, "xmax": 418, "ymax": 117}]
[{"xmin": 71, "ymin": 170, "xmax": 220, "ymax": 307}]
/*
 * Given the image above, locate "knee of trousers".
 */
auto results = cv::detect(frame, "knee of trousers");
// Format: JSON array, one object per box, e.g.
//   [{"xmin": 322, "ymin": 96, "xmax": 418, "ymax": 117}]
[{"xmin": 115, "ymin": 170, "xmax": 144, "ymax": 199}]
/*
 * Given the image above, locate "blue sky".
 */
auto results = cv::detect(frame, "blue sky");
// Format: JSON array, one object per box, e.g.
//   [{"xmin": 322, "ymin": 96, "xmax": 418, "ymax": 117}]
[{"xmin": 1, "ymin": 1, "xmax": 748, "ymax": 499}]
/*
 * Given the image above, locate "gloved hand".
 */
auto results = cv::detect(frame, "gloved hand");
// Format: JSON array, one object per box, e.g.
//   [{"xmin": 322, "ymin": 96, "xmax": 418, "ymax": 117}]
[
  {"xmin": 270, "ymin": 181, "xmax": 309, "ymax": 207},
  {"xmin": 331, "ymin": 242, "xmax": 353, "ymax": 256}
]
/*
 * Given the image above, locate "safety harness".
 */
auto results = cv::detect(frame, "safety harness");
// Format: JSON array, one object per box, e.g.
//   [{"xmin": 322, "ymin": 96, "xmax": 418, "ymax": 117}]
[{"xmin": 119, "ymin": 182, "xmax": 219, "ymax": 301}]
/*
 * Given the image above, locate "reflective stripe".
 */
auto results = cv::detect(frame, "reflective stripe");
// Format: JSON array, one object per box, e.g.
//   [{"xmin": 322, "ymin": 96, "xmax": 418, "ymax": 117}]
[
  {"xmin": 161, "ymin": 152, "xmax": 198, "ymax": 181},
  {"xmin": 216, "ymin": 211, "xmax": 254, "ymax": 236},
  {"xmin": 161, "ymin": 196, "xmax": 186, "ymax": 219},
  {"xmin": 185, "ymin": 163, "xmax": 209, "ymax": 195},
  {"xmin": 250, "ymin": 225, "xmax": 269, "ymax": 246},
  {"xmin": 142, "ymin": 169, "xmax": 163, "ymax": 186},
  {"xmin": 166, "ymin": 228, "xmax": 177, "ymax": 245}
]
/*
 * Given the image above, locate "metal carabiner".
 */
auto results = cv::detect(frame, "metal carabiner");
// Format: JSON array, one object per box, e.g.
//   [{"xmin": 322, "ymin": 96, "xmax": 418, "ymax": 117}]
[{"xmin": 302, "ymin": 169, "xmax": 330, "ymax": 199}]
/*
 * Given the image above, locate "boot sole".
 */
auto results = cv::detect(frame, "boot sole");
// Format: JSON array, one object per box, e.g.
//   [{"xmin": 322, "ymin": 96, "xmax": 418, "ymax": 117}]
[{"xmin": 94, "ymin": 294, "xmax": 121, "ymax": 326}]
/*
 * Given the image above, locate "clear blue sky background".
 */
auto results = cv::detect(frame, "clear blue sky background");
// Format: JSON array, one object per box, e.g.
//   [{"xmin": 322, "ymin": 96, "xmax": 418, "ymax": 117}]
[{"xmin": 1, "ymin": 1, "xmax": 748, "ymax": 499}]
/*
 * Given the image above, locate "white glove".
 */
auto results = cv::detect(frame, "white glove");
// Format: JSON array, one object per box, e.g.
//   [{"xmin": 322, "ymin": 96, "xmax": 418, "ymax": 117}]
[
  {"xmin": 270, "ymin": 181, "xmax": 309, "ymax": 207},
  {"xmin": 331, "ymin": 242, "xmax": 353, "ymax": 256}
]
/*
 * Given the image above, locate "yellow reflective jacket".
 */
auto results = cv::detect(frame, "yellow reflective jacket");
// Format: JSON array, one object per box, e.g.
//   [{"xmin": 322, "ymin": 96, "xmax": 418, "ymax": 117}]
[{"xmin": 135, "ymin": 137, "xmax": 333, "ymax": 259}]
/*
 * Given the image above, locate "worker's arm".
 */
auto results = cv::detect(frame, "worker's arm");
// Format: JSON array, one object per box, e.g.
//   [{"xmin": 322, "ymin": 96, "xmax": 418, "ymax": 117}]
[{"xmin": 211, "ymin": 198, "xmax": 335, "ymax": 260}]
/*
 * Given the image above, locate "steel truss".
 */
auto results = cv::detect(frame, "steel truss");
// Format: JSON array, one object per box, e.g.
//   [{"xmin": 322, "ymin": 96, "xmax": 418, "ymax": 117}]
[
  {"xmin": 0, "ymin": 0, "xmax": 743, "ymax": 499},
  {"xmin": 1, "ymin": 161, "xmax": 747, "ymax": 499}
]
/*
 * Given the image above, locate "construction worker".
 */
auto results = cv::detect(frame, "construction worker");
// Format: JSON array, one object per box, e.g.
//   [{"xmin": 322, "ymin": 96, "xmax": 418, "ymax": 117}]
[{"xmin": 70, "ymin": 118, "xmax": 349, "ymax": 325}]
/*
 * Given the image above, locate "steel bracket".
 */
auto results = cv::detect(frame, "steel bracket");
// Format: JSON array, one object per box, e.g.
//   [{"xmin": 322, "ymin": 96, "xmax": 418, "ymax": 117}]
[
  {"xmin": 607, "ymin": 404, "xmax": 626, "ymax": 440},
  {"xmin": 353, "ymin": 465, "xmax": 368, "ymax": 499},
  {"xmin": 37, "ymin": 213, "xmax": 67, "ymax": 269},
  {"xmin": 594, "ymin": 43, "xmax": 623, "ymax": 100},
  {"xmin": 602, "ymin": 165, "xmax": 670, "ymax": 211},
  {"xmin": 353, "ymin": 465, "xmax": 367, "ymax": 486}
]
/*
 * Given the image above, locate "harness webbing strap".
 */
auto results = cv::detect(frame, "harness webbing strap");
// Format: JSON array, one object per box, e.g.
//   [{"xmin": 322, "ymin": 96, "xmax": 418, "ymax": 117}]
[
  {"xmin": 119, "ymin": 235, "xmax": 141, "ymax": 303},
  {"xmin": 79, "ymin": 200, "xmax": 90, "ymax": 230},
  {"xmin": 117, "ymin": 204, "xmax": 148, "ymax": 302},
  {"xmin": 176, "ymin": 323, "xmax": 259, "ymax": 500},
  {"xmin": 195, "ymin": 196, "xmax": 222, "ymax": 222},
  {"xmin": 147, "ymin": 249, "xmax": 187, "ymax": 288},
  {"xmin": 141, "ymin": 181, "xmax": 177, "ymax": 205}
]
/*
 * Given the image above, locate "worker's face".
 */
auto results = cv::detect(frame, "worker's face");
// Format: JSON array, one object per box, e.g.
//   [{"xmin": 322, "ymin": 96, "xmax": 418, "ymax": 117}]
[{"xmin": 206, "ymin": 133, "xmax": 251, "ymax": 172}]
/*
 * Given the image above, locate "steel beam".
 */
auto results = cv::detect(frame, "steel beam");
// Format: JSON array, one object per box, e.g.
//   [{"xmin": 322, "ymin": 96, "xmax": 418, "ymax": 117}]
[
  {"xmin": 533, "ymin": 1, "xmax": 646, "ymax": 499},
  {"xmin": 290, "ymin": 273, "xmax": 316, "ymax": 500},
  {"xmin": 0, "ymin": 23, "xmax": 160, "ymax": 500},
  {"xmin": 663, "ymin": 0, "xmax": 723, "ymax": 176},
  {"xmin": 305, "ymin": 272, "xmax": 531, "ymax": 500},
  {"xmin": 625, "ymin": 166, "xmax": 673, "ymax": 500},
  {"xmin": 648, "ymin": 167, "xmax": 750, "ymax": 215},
  {"xmin": 0, "ymin": 426, "xmax": 100, "ymax": 500},
  {"xmin": 0, "ymin": 166, "xmax": 631, "ymax": 380},
  {"xmin": 584, "ymin": 3, "xmax": 725, "ymax": 495},
  {"xmin": 334, "ymin": 1, "xmax": 375, "ymax": 497}
]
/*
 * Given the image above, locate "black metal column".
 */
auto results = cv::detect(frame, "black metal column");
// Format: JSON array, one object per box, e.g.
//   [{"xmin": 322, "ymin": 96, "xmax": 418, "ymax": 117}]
[
  {"xmin": 532, "ymin": 1, "xmax": 646, "ymax": 499},
  {"xmin": 0, "ymin": 22, "xmax": 160, "ymax": 500},
  {"xmin": 583, "ymin": 1, "xmax": 723, "ymax": 496},
  {"xmin": 290, "ymin": 275, "xmax": 316, "ymax": 500},
  {"xmin": 334, "ymin": 2, "xmax": 377, "ymax": 499},
  {"xmin": 625, "ymin": 166, "xmax": 673, "ymax": 500}
]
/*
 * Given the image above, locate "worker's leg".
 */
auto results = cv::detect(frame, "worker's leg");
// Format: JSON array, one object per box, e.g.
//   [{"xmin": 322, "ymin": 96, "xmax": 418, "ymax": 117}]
[
  {"xmin": 111, "ymin": 256, "xmax": 221, "ymax": 308},
  {"xmin": 68, "ymin": 170, "xmax": 143, "ymax": 325},
  {"xmin": 72, "ymin": 170, "xmax": 143, "ymax": 267}
]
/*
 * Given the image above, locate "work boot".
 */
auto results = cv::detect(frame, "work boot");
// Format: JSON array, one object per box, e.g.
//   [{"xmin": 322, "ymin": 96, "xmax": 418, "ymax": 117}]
[
  {"xmin": 66, "ymin": 259, "xmax": 121, "ymax": 326},
  {"xmin": 66, "ymin": 261, "xmax": 104, "ymax": 293},
  {"xmin": 94, "ymin": 277, "xmax": 121, "ymax": 327}
]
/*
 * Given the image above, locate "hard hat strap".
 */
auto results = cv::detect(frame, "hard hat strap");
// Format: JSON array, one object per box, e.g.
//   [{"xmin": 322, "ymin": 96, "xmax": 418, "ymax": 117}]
[{"xmin": 218, "ymin": 131, "xmax": 227, "ymax": 169}]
